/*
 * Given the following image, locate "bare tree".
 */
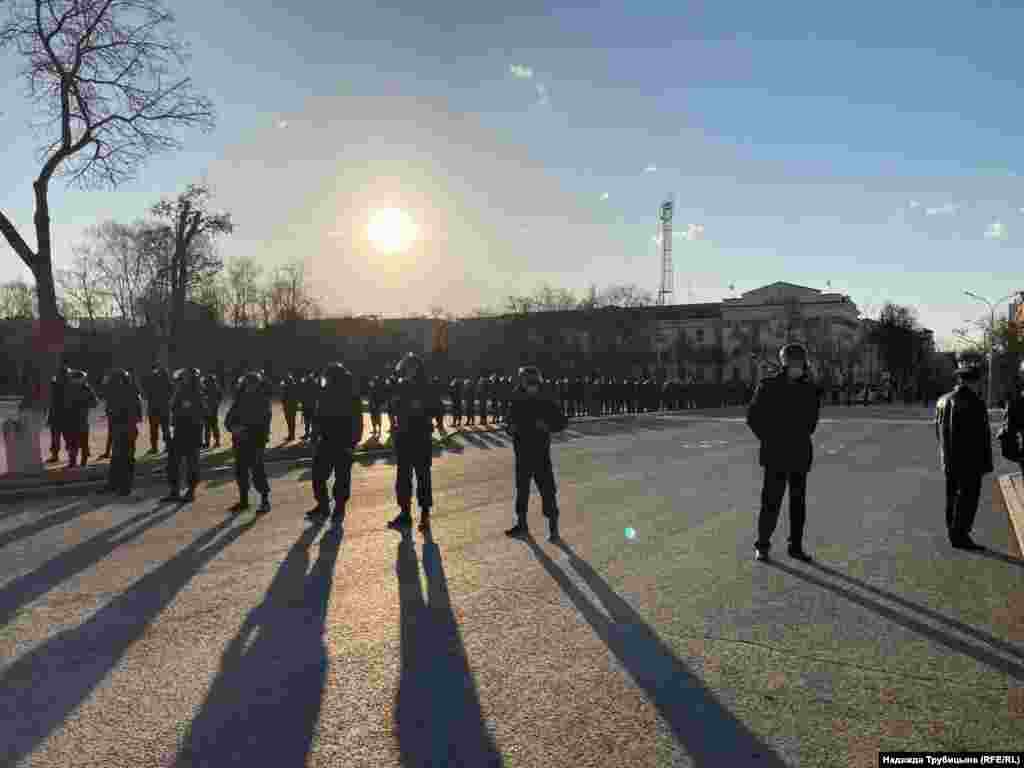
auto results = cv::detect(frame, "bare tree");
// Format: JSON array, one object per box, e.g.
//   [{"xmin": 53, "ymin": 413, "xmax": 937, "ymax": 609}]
[
  {"xmin": 266, "ymin": 261, "xmax": 319, "ymax": 325},
  {"xmin": 596, "ymin": 283, "xmax": 655, "ymax": 308},
  {"xmin": 0, "ymin": 0, "xmax": 216, "ymax": 413},
  {"xmin": 56, "ymin": 245, "xmax": 110, "ymax": 327},
  {"xmin": 88, "ymin": 220, "xmax": 159, "ymax": 326},
  {"xmin": 224, "ymin": 255, "xmax": 263, "ymax": 328},
  {"xmin": 149, "ymin": 184, "xmax": 232, "ymax": 365},
  {"xmin": 0, "ymin": 280, "xmax": 38, "ymax": 319}
]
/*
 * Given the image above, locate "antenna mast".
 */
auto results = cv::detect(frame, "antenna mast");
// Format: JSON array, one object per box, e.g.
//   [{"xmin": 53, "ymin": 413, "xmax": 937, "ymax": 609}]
[{"xmin": 657, "ymin": 194, "xmax": 674, "ymax": 306}]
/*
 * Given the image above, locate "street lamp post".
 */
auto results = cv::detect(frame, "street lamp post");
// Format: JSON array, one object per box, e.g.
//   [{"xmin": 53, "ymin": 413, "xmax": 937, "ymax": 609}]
[{"xmin": 963, "ymin": 290, "xmax": 1023, "ymax": 407}]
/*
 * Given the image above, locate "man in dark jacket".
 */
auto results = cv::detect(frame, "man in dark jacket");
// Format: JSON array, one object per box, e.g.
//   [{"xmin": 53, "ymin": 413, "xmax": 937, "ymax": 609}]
[
  {"xmin": 64, "ymin": 370, "xmax": 99, "ymax": 468},
  {"xmin": 98, "ymin": 370, "xmax": 143, "ymax": 496},
  {"xmin": 386, "ymin": 353, "xmax": 443, "ymax": 532},
  {"xmin": 305, "ymin": 362, "xmax": 364, "ymax": 527},
  {"xmin": 504, "ymin": 365, "xmax": 568, "ymax": 541},
  {"xmin": 300, "ymin": 371, "xmax": 319, "ymax": 440},
  {"xmin": 225, "ymin": 371, "xmax": 273, "ymax": 513},
  {"xmin": 143, "ymin": 364, "xmax": 173, "ymax": 454},
  {"xmin": 281, "ymin": 371, "xmax": 300, "ymax": 442},
  {"xmin": 935, "ymin": 364, "xmax": 994, "ymax": 550},
  {"xmin": 46, "ymin": 365, "xmax": 71, "ymax": 463},
  {"xmin": 162, "ymin": 368, "xmax": 206, "ymax": 503},
  {"xmin": 448, "ymin": 376, "xmax": 463, "ymax": 428},
  {"xmin": 201, "ymin": 374, "xmax": 223, "ymax": 449},
  {"xmin": 746, "ymin": 343, "xmax": 820, "ymax": 562}
]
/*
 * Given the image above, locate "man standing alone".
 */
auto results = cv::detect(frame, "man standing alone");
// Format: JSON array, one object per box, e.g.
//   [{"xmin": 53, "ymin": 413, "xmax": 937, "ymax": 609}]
[
  {"xmin": 935, "ymin": 363, "xmax": 993, "ymax": 551},
  {"xmin": 747, "ymin": 343, "xmax": 820, "ymax": 562}
]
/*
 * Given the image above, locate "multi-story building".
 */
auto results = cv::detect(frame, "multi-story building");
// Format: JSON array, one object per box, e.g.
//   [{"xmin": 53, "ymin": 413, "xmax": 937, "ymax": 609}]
[{"xmin": 444, "ymin": 281, "xmax": 928, "ymax": 386}]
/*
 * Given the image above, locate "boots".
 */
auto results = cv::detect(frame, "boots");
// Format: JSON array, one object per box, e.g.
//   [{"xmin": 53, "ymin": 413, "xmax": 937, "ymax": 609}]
[{"xmin": 418, "ymin": 507, "xmax": 430, "ymax": 532}]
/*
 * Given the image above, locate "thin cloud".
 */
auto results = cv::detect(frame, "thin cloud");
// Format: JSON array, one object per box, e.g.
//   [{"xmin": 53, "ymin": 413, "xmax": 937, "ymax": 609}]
[
  {"xmin": 985, "ymin": 220, "xmax": 1007, "ymax": 240},
  {"xmin": 644, "ymin": 165, "xmax": 658, "ymax": 173},
  {"xmin": 925, "ymin": 202, "xmax": 958, "ymax": 216},
  {"xmin": 509, "ymin": 64, "xmax": 533, "ymax": 79}
]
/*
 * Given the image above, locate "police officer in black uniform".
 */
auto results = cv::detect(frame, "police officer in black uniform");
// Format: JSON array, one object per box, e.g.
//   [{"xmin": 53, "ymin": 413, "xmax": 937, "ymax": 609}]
[
  {"xmin": 935, "ymin": 363, "xmax": 993, "ymax": 550},
  {"xmin": 747, "ymin": 343, "xmax": 819, "ymax": 562}
]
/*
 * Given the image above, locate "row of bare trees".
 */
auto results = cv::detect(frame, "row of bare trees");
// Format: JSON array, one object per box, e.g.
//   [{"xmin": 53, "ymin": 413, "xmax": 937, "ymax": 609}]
[{"xmin": 464, "ymin": 282, "xmax": 657, "ymax": 318}]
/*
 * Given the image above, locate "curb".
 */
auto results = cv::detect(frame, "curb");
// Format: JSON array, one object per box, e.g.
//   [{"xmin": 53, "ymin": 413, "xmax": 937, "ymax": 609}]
[{"xmin": 994, "ymin": 472, "xmax": 1024, "ymax": 559}]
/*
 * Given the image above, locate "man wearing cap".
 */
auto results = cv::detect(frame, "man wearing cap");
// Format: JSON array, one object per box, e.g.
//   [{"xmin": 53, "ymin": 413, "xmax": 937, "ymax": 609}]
[
  {"xmin": 935, "ymin": 363, "xmax": 993, "ymax": 551},
  {"xmin": 746, "ymin": 343, "xmax": 820, "ymax": 562}
]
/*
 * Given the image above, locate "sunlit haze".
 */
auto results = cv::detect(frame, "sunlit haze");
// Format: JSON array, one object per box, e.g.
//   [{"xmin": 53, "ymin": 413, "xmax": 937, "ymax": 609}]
[{"xmin": 3, "ymin": 0, "xmax": 1024, "ymax": 342}]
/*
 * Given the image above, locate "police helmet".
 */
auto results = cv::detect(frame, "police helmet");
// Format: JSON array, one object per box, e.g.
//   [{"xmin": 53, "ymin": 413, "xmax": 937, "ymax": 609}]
[
  {"xmin": 779, "ymin": 343, "xmax": 808, "ymax": 367},
  {"xmin": 395, "ymin": 352, "xmax": 425, "ymax": 380}
]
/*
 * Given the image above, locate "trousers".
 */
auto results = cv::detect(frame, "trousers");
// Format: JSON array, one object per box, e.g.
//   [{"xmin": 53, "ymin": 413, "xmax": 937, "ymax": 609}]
[
  {"xmin": 514, "ymin": 448, "xmax": 559, "ymax": 524},
  {"xmin": 312, "ymin": 438, "xmax": 354, "ymax": 505},
  {"xmin": 168, "ymin": 430, "xmax": 200, "ymax": 491},
  {"xmin": 234, "ymin": 429, "xmax": 269, "ymax": 498},
  {"xmin": 149, "ymin": 407, "xmax": 170, "ymax": 450},
  {"xmin": 283, "ymin": 403, "xmax": 298, "ymax": 439},
  {"xmin": 67, "ymin": 428, "xmax": 90, "ymax": 466},
  {"xmin": 394, "ymin": 434, "xmax": 432, "ymax": 511},
  {"xmin": 107, "ymin": 427, "xmax": 138, "ymax": 492},
  {"xmin": 944, "ymin": 471, "xmax": 982, "ymax": 541},
  {"xmin": 756, "ymin": 469, "xmax": 808, "ymax": 549}
]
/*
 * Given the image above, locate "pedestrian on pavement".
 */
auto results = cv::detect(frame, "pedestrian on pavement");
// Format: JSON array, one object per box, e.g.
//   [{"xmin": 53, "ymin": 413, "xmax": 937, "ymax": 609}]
[
  {"xmin": 98, "ymin": 370, "xmax": 115, "ymax": 460},
  {"xmin": 504, "ymin": 365, "xmax": 568, "ymax": 541},
  {"xmin": 300, "ymin": 371, "xmax": 319, "ymax": 440},
  {"xmin": 142, "ymin": 363, "xmax": 173, "ymax": 454},
  {"xmin": 306, "ymin": 361, "xmax": 364, "ymax": 527},
  {"xmin": 935, "ymin": 363, "xmax": 993, "ymax": 551},
  {"xmin": 202, "ymin": 374, "xmax": 223, "ymax": 449},
  {"xmin": 449, "ymin": 376, "xmax": 463, "ymax": 428},
  {"xmin": 1001, "ymin": 366, "xmax": 1024, "ymax": 474},
  {"xmin": 98, "ymin": 369, "xmax": 143, "ymax": 496},
  {"xmin": 281, "ymin": 370, "xmax": 300, "ymax": 442},
  {"xmin": 64, "ymin": 370, "xmax": 98, "ymax": 468},
  {"xmin": 747, "ymin": 343, "xmax": 820, "ymax": 562},
  {"xmin": 225, "ymin": 371, "xmax": 273, "ymax": 514},
  {"xmin": 386, "ymin": 353, "xmax": 443, "ymax": 533},
  {"xmin": 161, "ymin": 368, "xmax": 205, "ymax": 503},
  {"xmin": 368, "ymin": 376, "xmax": 385, "ymax": 438}
]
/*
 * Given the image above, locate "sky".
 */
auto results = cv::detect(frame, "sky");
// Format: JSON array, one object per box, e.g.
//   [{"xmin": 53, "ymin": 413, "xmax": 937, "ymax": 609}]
[{"xmin": 2, "ymin": 0, "xmax": 1024, "ymax": 348}]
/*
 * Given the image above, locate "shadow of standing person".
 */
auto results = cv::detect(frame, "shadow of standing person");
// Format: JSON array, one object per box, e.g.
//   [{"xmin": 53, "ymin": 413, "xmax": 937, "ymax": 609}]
[
  {"xmin": 525, "ymin": 537, "xmax": 789, "ymax": 767},
  {"xmin": 394, "ymin": 528, "xmax": 504, "ymax": 767},
  {"xmin": 178, "ymin": 524, "xmax": 342, "ymax": 766}
]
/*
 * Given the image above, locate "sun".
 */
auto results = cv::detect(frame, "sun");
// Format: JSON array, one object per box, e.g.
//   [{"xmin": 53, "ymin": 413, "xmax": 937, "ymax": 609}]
[{"xmin": 367, "ymin": 208, "xmax": 418, "ymax": 254}]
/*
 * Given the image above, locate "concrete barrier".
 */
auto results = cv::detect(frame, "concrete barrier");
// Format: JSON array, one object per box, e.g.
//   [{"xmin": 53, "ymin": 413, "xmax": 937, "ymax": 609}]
[{"xmin": 994, "ymin": 472, "xmax": 1024, "ymax": 559}]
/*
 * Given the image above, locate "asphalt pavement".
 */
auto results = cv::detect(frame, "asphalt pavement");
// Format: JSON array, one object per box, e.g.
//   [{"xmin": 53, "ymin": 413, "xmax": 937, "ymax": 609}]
[{"xmin": 0, "ymin": 412, "xmax": 1022, "ymax": 767}]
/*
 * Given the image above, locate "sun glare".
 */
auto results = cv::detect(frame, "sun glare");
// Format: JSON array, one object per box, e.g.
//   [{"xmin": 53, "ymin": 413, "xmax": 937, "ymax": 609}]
[{"xmin": 367, "ymin": 208, "xmax": 418, "ymax": 254}]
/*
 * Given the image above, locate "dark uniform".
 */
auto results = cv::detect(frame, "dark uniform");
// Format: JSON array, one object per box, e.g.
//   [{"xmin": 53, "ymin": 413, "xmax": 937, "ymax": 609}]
[
  {"xmin": 99, "ymin": 370, "xmax": 143, "ymax": 495},
  {"xmin": 464, "ymin": 377, "xmax": 477, "ymax": 426},
  {"xmin": 300, "ymin": 372, "xmax": 319, "ymax": 440},
  {"xmin": 202, "ymin": 374, "xmax": 223, "ymax": 448},
  {"xmin": 225, "ymin": 372, "xmax": 273, "ymax": 513},
  {"xmin": 281, "ymin": 372, "xmax": 300, "ymax": 441},
  {"xmin": 478, "ymin": 376, "xmax": 489, "ymax": 424},
  {"xmin": 449, "ymin": 377, "xmax": 463, "ymax": 427},
  {"xmin": 98, "ymin": 372, "xmax": 115, "ymax": 459},
  {"xmin": 64, "ymin": 371, "xmax": 98, "ymax": 468},
  {"xmin": 747, "ymin": 344, "xmax": 820, "ymax": 561},
  {"xmin": 142, "ymin": 365, "xmax": 173, "ymax": 453},
  {"xmin": 368, "ymin": 376, "xmax": 385, "ymax": 437},
  {"xmin": 935, "ymin": 365, "xmax": 993, "ymax": 550},
  {"xmin": 387, "ymin": 355, "xmax": 443, "ymax": 532},
  {"xmin": 505, "ymin": 367, "xmax": 568, "ymax": 541},
  {"xmin": 307, "ymin": 362, "xmax": 364, "ymax": 525},
  {"xmin": 431, "ymin": 376, "xmax": 446, "ymax": 432},
  {"xmin": 46, "ymin": 366, "xmax": 71, "ymax": 462},
  {"xmin": 163, "ymin": 369, "xmax": 205, "ymax": 501}
]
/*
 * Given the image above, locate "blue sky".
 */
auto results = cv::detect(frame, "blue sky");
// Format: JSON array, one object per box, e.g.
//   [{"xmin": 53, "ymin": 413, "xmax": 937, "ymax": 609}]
[{"xmin": 2, "ymin": 0, "xmax": 1024, "ymax": 347}]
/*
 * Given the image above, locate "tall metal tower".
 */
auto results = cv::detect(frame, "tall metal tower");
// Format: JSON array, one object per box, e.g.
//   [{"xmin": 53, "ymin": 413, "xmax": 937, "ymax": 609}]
[{"xmin": 657, "ymin": 194, "xmax": 674, "ymax": 306}]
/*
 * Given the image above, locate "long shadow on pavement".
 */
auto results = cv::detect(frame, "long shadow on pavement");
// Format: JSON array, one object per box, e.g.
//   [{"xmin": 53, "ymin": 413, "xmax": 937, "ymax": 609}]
[
  {"xmin": 0, "ymin": 497, "xmax": 94, "ymax": 550},
  {"xmin": 808, "ymin": 561, "xmax": 1024, "ymax": 661},
  {"xmin": 458, "ymin": 431, "xmax": 492, "ymax": 450},
  {"xmin": 528, "ymin": 538, "xmax": 788, "ymax": 767},
  {"xmin": 972, "ymin": 549, "xmax": 1024, "ymax": 569},
  {"xmin": 394, "ymin": 529, "xmax": 504, "ymax": 767},
  {"xmin": 0, "ymin": 499, "xmax": 188, "ymax": 627},
  {"xmin": 0, "ymin": 514, "xmax": 258, "ymax": 767},
  {"xmin": 178, "ymin": 524, "xmax": 341, "ymax": 766},
  {"xmin": 770, "ymin": 560, "xmax": 1024, "ymax": 680}
]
